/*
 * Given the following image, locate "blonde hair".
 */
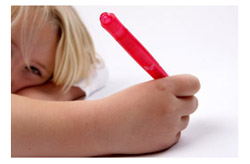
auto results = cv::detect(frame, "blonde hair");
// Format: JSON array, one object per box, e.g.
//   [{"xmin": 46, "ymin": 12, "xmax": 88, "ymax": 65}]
[{"xmin": 11, "ymin": 6, "xmax": 99, "ymax": 93}]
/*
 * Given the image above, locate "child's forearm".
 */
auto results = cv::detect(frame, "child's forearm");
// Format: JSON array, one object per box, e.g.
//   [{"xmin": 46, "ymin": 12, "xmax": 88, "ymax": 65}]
[{"xmin": 11, "ymin": 94, "xmax": 110, "ymax": 157}]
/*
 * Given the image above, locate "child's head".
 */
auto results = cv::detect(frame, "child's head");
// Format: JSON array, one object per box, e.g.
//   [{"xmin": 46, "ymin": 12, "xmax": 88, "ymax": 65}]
[{"xmin": 11, "ymin": 6, "xmax": 99, "ymax": 93}]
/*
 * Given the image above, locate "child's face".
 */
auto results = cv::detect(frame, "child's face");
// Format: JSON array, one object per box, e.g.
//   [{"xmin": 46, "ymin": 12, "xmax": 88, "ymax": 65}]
[{"xmin": 11, "ymin": 21, "xmax": 58, "ymax": 93}]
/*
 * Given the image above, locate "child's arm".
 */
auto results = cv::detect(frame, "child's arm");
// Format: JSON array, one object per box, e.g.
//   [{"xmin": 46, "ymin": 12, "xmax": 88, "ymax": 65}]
[
  {"xmin": 15, "ymin": 82, "xmax": 86, "ymax": 101},
  {"xmin": 11, "ymin": 94, "xmax": 105, "ymax": 156},
  {"xmin": 11, "ymin": 74, "xmax": 200, "ymax": 157}
]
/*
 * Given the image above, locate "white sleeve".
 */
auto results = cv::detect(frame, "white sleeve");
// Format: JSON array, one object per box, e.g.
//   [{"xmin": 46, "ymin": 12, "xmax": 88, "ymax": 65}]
[{"xmin": 73, "ymin": 63, "xmax": 109, "ymax": 98}]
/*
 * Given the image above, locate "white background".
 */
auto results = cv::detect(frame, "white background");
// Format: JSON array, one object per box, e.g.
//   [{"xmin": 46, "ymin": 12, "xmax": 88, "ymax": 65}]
[{"xmin": 74, "ymin": 6, "xmax": 238, "ymax": 157}]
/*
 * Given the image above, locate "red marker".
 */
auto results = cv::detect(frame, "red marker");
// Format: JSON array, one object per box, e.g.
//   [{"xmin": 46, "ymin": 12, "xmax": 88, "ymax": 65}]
[{"xmin": 100, "ymin": 12, "xmax": 168, "ymax": 79}]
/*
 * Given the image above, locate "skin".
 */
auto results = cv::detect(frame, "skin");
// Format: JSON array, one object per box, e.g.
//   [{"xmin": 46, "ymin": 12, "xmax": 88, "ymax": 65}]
[
  {"xmin": 11, "ymin": 17, "xmax": 85, "ymax": 101},
  {"xmin": 11, "ymin": 74, "xmax": 200, "ymax": 157}
]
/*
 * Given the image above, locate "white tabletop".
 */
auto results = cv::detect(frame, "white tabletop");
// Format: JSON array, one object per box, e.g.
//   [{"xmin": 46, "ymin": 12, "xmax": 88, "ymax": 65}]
[{"xmin": 75, "ymin": 6, "xmax": 238, "ymax": 157}]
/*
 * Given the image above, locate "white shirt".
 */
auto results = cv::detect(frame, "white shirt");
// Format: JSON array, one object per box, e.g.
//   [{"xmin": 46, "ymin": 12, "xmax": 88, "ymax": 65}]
[{"xmin": 73, "ymin": 62, "xmax": 109, "ymax": 98}]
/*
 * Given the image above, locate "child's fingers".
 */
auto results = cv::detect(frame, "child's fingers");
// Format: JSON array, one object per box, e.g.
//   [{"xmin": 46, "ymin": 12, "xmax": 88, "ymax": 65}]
[
  {"xmin": 180, "ymin": 116, "xmax": 190, "ymax": 130},
  {"xmin": 167, "ymin": 74, "xmax": 200, "ymax": 97},
  {"xmin": 177, "ymin": 96, "xmax": 198, "ymax": 115}
]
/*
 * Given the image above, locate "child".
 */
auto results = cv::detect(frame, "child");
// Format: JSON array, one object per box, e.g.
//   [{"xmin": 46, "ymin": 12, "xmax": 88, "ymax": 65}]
[
  {"xmin": 11, "ymin": 6, "xmax": 200, "ymax": 157},
  {"xmin": 11, "ymin": 6, "xmax": 108, "ymax": 101}
]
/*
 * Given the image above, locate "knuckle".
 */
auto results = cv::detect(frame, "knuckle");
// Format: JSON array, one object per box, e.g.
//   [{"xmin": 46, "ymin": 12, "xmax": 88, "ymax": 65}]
[
  {"xmin": 154, "ymin": 78, "xmax": 173, "ymax": 93},
  {"xmin": 155, "ymin": 79, "xmax": 168, "ymax": 92},
  {"xmin": 152, "ymin": 79, "xmax": 178, "ymax": 117},
  {"xmin": 158, "ymin": 97, "xmax": 178, "ymax": 118}
]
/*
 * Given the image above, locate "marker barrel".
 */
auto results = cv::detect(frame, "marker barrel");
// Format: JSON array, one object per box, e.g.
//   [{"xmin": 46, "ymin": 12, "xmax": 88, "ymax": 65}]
[{"xmin": 100, "ymin": 12, "xmax": 168, "ymax": 79}]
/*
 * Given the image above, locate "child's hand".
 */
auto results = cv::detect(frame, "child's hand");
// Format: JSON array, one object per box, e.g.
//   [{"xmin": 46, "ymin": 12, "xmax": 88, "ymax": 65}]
[{"xmin": 98, "ymin": 74, "xmax": 200, "ymax": 155}]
